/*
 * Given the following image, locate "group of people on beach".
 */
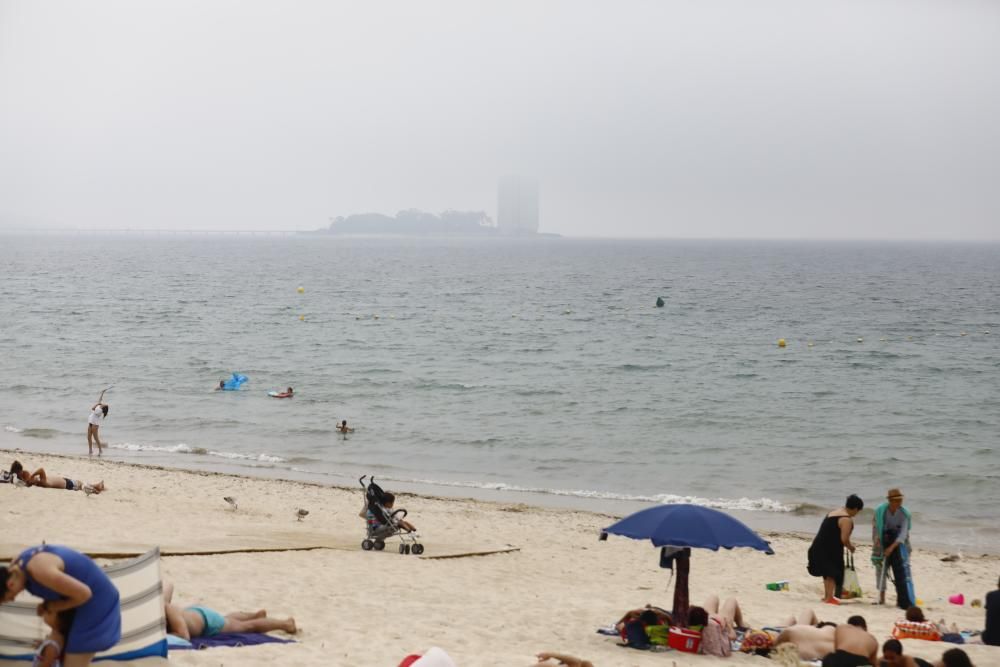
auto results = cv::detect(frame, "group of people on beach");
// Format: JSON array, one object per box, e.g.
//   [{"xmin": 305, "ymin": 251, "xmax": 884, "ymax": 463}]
[
  {"xmin": 610, "ymin": 591, "xmax": 991, "ymax": 667},
  {"xmin": 807, "ymin": 488, "xmax": 916, "ymax": 608}
]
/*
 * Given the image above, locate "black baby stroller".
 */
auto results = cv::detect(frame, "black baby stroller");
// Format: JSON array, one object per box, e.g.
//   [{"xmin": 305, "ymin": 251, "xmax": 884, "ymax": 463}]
[{"xmin": 359, "ymin": 475, "xmax": 424, "ymax": 555}]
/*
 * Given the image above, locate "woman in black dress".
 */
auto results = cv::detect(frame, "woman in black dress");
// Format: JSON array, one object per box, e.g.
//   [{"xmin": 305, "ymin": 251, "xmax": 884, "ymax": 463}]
[{"xmin": 807, "ymin": 494, "xmax": 863, "ymax": 604}]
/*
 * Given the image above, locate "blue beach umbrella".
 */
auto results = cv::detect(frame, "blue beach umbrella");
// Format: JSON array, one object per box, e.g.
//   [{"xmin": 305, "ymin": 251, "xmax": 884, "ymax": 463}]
[
  {"xmin": 602, "ymin": 504, "xmax": 773, "ymax": 625},
  {"xmin": 603, "ymin": 503, "xmax": 773, "ymax": 552}
]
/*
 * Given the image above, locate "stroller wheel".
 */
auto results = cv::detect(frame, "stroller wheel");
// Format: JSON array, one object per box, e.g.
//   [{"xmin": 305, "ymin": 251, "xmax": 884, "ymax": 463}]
[
  {"xmin": 373, "ymin": 539, "xmax": 386, "ymax": 551},
  {"xmin": 403, "ymin": 544, "xmax": 411, "ymax": 555},
  {"xmin": 411, "ymin": 543, "xmax": 424, "ymax": 555},
  {"xmin": 361, "ymin": 539, "xmax": 374, "ymax": 551},
  {"xmin": 398, "ymin": 544, "xmax": 406, "ymax": 554}
]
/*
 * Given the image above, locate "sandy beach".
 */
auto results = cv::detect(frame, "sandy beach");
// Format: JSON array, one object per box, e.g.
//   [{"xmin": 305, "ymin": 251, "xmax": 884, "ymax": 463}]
[{"xmin": 2, "ymin": 449, "xmax": 997, "ymax": 666}]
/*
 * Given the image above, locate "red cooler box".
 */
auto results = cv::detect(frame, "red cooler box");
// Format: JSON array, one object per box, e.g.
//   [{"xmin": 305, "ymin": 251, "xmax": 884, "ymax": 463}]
[{"xmin": 668, "ymin": 626, "xmax": 702, "ymax": 653}]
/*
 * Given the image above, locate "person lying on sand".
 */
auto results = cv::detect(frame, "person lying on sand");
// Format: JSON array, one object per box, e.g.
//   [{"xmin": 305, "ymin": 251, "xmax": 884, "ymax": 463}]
[
  {"xmin": 881, "ymin": 639, "xmax": 934, "ymax": 667},
  {"xmin": 614, "ymin": 604, "xmax": 671, "ymax": 635},
  {"xmin": 162, "ymin": 583, "xmax": 296, "ymax": 640},
  {"xmin": 534, "ymin": 652, "xmax": 594, "ymax": 667},
  {"xmin": 771, "ymin": 610, "xmax": 838, "ymax": 661},
  {"xmin": 822, "ymin": 615, "xmax": 878, "ymax": 667},
  {"xmin": 686, "ymin": 594, "xmax": 745, "ymax": 656},
  {"xmin": 10, "ymin": 461, "xmax": 105, "ymax": 494}
]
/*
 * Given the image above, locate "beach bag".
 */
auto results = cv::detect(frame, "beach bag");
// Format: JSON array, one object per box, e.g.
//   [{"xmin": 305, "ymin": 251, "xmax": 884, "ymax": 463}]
[{"xmin": 843, "ymin": 553, "xmax": 862, "ymax": 599}]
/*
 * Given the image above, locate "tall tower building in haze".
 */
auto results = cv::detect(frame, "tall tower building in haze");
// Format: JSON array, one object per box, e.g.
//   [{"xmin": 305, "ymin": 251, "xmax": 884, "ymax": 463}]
[{"xmin": 497, "ymin": 176, "xmax": 539, "ymax": 235}]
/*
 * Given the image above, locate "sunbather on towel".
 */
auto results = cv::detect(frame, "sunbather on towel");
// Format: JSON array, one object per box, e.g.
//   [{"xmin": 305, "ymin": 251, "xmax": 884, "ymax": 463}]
[
  {"xmin": 162, "ymin": 583, "xmax": 296, "ymax": 640},
  {"xmin": 10, "ymin": 461, "xmax": 105, "ymax": 494},
  {"xmin": 822, "ymin": 616, "xmax": 878, "ymax": 667}
]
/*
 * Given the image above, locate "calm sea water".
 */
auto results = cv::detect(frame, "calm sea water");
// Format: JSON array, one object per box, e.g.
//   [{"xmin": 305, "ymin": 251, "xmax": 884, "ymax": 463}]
[{"xmin": 1, "ymin": 235, "xmax": 997, "ymax": 549}]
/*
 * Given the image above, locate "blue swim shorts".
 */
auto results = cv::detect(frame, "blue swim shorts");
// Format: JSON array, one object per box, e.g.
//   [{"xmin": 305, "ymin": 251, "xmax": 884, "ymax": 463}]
[{"xmin": 186, "ymin": 606, "xmax": 225, "ymax": 636}]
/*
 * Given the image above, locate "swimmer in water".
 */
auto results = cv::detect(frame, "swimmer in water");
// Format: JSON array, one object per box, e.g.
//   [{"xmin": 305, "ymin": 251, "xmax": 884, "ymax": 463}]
[{"xmin": 337, "ymin": 420, "xmax": 354, "ymax": 433}]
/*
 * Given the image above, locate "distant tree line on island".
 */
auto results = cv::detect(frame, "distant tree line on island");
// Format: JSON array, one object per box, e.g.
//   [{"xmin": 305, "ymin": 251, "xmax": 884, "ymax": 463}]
[{"xmin": 322, "ymin": 209, "xmax": 497, "ymax": 235}]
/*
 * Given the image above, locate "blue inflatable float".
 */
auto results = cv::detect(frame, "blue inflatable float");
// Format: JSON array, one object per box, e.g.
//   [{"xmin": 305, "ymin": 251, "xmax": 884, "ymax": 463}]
[{"xmin": 221, "ymin": 373, "xmax": 248, "ymax": 391}]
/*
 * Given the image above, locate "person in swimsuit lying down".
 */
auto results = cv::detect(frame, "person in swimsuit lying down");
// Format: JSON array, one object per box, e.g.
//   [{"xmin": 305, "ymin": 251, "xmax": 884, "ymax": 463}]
[
  {"xmin": 162, "ymin": 583, "xmax": 297, "ymax": 640},
  {"xmin": 822, "ymin": 616, "xmax": 878, "ymax": 667},
  {"xmin": 10, "ymin": 461, "xmax": 105, "ymax": 494},
  {"xmin": 773, "ymin": 610, "xmax": 838, "ymax": 661}
]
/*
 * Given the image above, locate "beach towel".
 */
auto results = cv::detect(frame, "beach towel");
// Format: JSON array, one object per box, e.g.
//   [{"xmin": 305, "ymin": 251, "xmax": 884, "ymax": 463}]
[
  {"xmin": 169, "ymin": 632, "xmax": 296, "ymax": 650},
  {"xmin": 0, "ymin": 548, "xmax": 167, "ymax": 663}
]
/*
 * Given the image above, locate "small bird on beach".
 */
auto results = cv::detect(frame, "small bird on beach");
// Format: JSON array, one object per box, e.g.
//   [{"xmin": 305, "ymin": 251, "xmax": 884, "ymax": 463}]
[
  {"xmin": 296, "ymin": 509, "xmax": 309, "ymax": 522},
  {"xmin": 223, "ymin": 496, "xmax": 238, "ymax": 510}
]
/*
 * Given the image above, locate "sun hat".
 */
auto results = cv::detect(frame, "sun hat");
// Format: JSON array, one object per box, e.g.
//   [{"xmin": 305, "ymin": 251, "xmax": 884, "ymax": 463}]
[{"xmin": 887, "ymin": 488, "xmax": 904, "ymax": 500}]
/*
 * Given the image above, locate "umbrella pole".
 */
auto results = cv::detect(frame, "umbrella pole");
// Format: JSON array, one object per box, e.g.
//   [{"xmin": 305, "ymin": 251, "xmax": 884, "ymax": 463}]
[{"xmin": 672, "ymin": 550, "xmax": 690, "ymax": 626}]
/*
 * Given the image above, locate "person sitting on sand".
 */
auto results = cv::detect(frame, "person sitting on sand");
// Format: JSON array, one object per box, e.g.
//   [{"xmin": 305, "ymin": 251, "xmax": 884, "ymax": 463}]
[
  {"xmin": 9, "ymin": 461, "xmax": 105, "ymax": 494},
  {"xmin": 822, "ymin": 615, "xmax": 878, "ymax": 667},
  {"xmin": 35, "ymin": 607, "xmax": 73, "ymax": 667},
  {"xmin": 162, "ymin": 583, "xmax": 296, "ymax": 640},
  {"xmin": 534, "ymin": 652, "xmax": 594, "ymax": 667},
  {"xmin": 359, "ymin": 492, "xmax": 416, "ymax": 534},
  {"xmin": 881, "ymin": 639, "xmax": 934, "ymax": 667}
]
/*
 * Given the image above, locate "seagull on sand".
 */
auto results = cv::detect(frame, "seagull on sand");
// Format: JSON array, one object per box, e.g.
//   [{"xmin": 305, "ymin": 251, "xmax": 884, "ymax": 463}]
[
  {"xmin": 296, "ymin": 509, "xmax": 309, "ymax": 522},
  {"xmin": 224, "ymin": 496, "xmax": 238, "ymax": 510}
]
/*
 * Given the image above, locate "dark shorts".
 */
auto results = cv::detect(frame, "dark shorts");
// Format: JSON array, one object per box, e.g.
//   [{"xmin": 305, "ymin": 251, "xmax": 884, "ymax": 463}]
[
  {"xmin": 822, "ymin": 649, "xmax": 872, "ymax": 667},
  {"xmin": 65, "ymin": 478, "xmax": 76, "ymax": 490}
]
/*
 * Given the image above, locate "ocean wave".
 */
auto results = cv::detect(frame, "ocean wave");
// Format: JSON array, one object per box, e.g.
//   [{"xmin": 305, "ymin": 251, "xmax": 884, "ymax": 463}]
[
  {"xmin": 110, "ymin": 442, "xmax": 285, "ymax": 464},
  {"xmin": 4, "ymin": 425, "xmax": 23, "ymax": 433},
  {"xmin": 21, "ymin": 428, "xmax": 60, "ymax": 439},
  {"xmin": 367, "ymin": 475, "xmax": 796, "ymax": 512}
]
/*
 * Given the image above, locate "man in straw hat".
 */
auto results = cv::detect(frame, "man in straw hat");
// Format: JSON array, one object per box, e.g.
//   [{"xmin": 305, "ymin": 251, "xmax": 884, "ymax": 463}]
[{"xmin": 872, "ymin": 488, "xmax": 915, "ymax": 608}]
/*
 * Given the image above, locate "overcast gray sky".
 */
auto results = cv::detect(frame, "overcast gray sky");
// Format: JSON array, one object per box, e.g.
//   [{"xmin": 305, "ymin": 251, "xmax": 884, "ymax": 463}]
[{"xmin": 1, "ymin": 0, "xmax": 998, "ymax": 239}]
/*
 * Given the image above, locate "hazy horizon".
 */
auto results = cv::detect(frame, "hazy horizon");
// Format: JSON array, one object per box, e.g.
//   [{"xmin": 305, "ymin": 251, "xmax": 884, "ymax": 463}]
[{"xmin": 2, "ymin": 1, "xmax": 998, "ymax": 240}]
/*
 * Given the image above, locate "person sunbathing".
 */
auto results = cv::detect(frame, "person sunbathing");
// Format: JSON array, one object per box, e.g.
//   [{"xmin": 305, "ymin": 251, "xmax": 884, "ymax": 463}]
[
  {"xmin": 774, "ymin": 611, "xmax": 837, "ymax": 661},
  {"xmin": 614, "ymin": 604, "xmax": 671, "ymax": 635},
  {"xmin": 881, "ymin": 639, "xmax": 934, "ymax": 667},
  {"xmin": 823, "ymin": 615, "xmax": 878, "ymax": 667},
  {"xmin": 162, "ymin": 582, "xmax": 296, "ymax": 640},
  {"xmin": 10, "ymin": 461, "xmax": 105, "ymax": 494}
]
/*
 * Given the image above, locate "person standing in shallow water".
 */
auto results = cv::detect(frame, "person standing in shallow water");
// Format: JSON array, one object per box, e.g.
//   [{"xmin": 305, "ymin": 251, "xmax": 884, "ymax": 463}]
[
  {"xmin": 808, "ymin": 494, "xmax": 863, "ymax": 605},
  {"xmin": 87, "ymin": 389, "xmax": 109, "ymax": 456}
]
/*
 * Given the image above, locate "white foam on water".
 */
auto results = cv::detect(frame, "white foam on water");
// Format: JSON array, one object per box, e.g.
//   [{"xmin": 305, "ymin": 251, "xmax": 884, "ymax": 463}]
[
  {"xmin": 350, "ymin": 474, "xmax": 796, "ymax": 512},
  {"xmin": 4, "ymin": 425, "xmax": 23, "ymax": 433},
  {"xmin": 110, "ymin": 442, "xmax": 285, "ymax": 463}
]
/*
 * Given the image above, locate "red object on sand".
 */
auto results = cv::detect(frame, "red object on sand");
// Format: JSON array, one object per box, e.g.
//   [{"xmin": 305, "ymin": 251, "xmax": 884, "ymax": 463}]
[
  {"xmin": 668, "ymin": 627, "xmax": 702, "ymax": 653},
  {"xmin": 398, "ymin": 656, "xmax": 421, "ymax": 667}
]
